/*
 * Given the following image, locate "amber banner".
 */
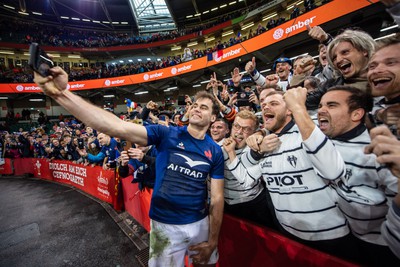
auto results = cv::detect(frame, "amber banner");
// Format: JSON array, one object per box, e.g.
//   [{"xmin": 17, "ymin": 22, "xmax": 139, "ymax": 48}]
[{"xmin": 0, "ymin": 0, "xmax": 379, "ymax": 94}]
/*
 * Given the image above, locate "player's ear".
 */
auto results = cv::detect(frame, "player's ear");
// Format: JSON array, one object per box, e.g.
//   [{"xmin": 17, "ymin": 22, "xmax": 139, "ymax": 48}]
[{"xmin": 210, "ymin": 114, "xmax": 217, "ymax": 123}]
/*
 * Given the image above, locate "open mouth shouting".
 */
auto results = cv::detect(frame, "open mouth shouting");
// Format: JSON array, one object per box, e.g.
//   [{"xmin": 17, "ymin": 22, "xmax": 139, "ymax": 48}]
[
  {"xmin": 337, "ymin": 61, "xmax": 352, "ymax": 76},
  {"xmin": 318, "ymin": 116, "xmax": 330, "ymax": 132},
  {"xmin": 263, "ymin": 112, "xmax": 275, "ymax": 124},
  {"xmin": 370, "ymin": 75, "xmax": 392, "ymax": 91}
]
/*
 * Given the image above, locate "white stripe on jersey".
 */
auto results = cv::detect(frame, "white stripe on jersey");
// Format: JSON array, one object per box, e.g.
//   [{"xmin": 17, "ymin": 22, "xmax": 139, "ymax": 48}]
[
  {"xmin": 382, "ymin": 202, "xmax": 400, "ymax": 259},
  {"xmin": 332, "ymin": 128, "xmax": 398, "ymax": 245}
]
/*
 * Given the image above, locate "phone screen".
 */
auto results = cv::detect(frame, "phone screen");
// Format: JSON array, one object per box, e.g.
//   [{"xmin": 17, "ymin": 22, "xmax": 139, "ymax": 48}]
[
  {"xmin": 236, "ymin": 91, "xmax": 250, "ymax": 107},
  {"xmin": 29, "ymin": 43, "xmax": 54, "ymax": 77}
]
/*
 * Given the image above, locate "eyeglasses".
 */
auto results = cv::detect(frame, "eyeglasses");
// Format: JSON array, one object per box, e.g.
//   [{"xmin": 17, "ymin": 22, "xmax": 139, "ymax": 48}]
[{"xmin": 232, "ymin": 123, "xmax": 254, "ymax": 134}]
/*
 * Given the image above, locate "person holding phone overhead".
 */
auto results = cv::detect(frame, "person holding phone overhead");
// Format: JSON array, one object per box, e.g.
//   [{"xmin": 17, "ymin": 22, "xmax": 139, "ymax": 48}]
[{"xmin": 33, "ymin": 62, "xmax": 225, "ymax": 267}]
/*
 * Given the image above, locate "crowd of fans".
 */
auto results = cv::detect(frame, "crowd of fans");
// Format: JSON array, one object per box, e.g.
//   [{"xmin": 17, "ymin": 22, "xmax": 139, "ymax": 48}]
[
  {"xmin": 1, "ymin": 0, "xmax": 399, "ymax": 265},
  {"xmin": 0, "ymin": 1, "xmax": 333, "ymax": 84}
]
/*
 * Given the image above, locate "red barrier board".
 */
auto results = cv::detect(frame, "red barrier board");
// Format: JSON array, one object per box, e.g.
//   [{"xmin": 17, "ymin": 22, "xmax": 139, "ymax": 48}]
[
  {"xmin": 13, "ymin": 158, "xmax": 35, "ymax": 175},
  {"xmin": 32, "ymin": 159, "xmax": 115, "ymax": 204},
  {"xmin": 121, "ymin": 177, "xmax": 152, "ymax": 232},
  {"xmin": 218, "ymin": 214, "xmax": 360, "ymax": 267},
  {"xmin": 0, "ymin": 158, "xmax": 13, "ymax": 175}
]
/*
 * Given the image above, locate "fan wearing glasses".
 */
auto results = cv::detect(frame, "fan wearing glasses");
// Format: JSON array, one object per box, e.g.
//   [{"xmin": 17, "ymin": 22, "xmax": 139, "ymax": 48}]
[{"xmin": 221, "ymin": 110, "xmax": 277, "ymax": 228}]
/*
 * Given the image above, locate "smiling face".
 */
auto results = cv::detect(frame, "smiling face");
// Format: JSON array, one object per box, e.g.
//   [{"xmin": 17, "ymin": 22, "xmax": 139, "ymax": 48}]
[
  {"xmin": 275, "ymin": 62, "xmax": 291, "ymax": 80},
  {"xmin": 97, "ymin": 133, "xmax": 110, "ymax": 146},
  {"xmin": 261, "ymin": 93, "xmax": 292, "ymax": 133},
  {"xmin": 231, "ymin": 116, "xmax": 257, "ymax": 149},
  {"xmin": 367, "ymin": 43, "xmax": 400, "ymax": 100},
  {"xmin": 210, "ymin": 120, "xmax": 230, "ymax": 143},
  {"xmin": 331, "ymin": 41, "xmax": 369, "ymax": 79},
  {"xmin": 318, "ymin": 90, "xmax": 360, "ymax": 138},
  {"xmin": 189, "ymin": 97, "xmax": 216, "ymax": 128}
]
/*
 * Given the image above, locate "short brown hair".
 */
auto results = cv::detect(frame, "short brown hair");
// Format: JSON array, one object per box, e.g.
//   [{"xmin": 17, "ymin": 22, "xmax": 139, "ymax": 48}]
[{"xmin": 194, "ymin": 91, "xmax": 220, "ymax": 115}]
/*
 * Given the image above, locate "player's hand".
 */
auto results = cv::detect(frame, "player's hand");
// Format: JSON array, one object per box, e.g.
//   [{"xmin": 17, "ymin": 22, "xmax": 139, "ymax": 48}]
[{"xmin": 33, "ymin": 66, "xmax": 68, "ymax": 97}]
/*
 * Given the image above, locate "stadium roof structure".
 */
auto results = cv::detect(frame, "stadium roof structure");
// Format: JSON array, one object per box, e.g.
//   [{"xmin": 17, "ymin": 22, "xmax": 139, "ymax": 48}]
[{"xmin": 0, "ymin": 0, "xmax": 260, "ymax": 33}]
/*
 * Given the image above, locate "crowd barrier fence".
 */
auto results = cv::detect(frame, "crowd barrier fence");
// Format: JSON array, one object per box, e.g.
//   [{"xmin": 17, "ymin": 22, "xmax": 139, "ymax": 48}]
[{"xmin": 0, "ymin": 158, "xmax": 361, "ymax": 266}]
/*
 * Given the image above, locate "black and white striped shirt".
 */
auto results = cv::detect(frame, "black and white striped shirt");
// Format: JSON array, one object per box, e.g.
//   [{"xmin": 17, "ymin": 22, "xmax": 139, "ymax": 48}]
[{"xmin": 230, "ymin": 121, "xmax": 349, "ymax": 241}]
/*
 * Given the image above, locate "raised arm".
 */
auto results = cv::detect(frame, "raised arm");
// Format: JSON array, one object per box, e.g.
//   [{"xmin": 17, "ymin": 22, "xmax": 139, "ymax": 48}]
[
  {"xmin": 365, "ymin": 125, "xmax": 400, "ymax": 258},
  {"xmin": 283, "ymin": 87, "xmax": 315, "ymax": 140},
  {"xmin": 34, "ymin": 67, "xmax": 148, "ymax": 146}
]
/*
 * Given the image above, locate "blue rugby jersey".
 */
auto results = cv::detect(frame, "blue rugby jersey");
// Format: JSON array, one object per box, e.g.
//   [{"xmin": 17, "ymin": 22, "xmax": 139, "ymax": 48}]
[{"xmin": 146, "ymin": 125, "xmax": 224, "ymax": 224}]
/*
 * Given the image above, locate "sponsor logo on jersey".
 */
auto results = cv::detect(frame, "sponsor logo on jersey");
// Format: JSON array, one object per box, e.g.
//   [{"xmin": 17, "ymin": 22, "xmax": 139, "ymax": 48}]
[
  {"xmin": 287, "ymin": 155, "xmax": 297, "ymax": 168},
  {"xmin": 204, "ymin": 150, "xmax": 212, "ymax": 160},
  {"xmin": 266, "ymin": 174, "xmax": 305, "ymax": 187},
  {"xmin": 174, "ymin": 153, "xmax": 209, "ymax": 168},
  {"xmin": 345, "ymin": 168, "xmax": 353, "ymax": 180},
  {"xmin": 261, "ymin": 161, "xmax": 272, "ymax": 168},
  {"xmin": 177, "ymin": 142, "xmax": 185, "ymax": 149},
  {"xmin": 167, "ymin": 163, "xmax": 205, "ymax": 178}
]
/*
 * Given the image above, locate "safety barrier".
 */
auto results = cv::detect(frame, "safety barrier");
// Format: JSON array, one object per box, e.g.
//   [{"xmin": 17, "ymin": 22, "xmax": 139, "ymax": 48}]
[
  {"xmin": 1, "ymin": 158, "xmax": 360, "ymax": 267},
  {"xmin": 1, "ymin": 158, "xmax": 117, "ymax": 205}
]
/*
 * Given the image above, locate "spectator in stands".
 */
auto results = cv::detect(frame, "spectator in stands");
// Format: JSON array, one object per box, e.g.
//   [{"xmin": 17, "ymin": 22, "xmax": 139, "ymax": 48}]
[
  {"xmin": 182, "ymin": 48, "xmax": 193, "ymax": 62},
  {"xmin": 34, "ymin": 66, "xmax": 224, "ymax": 267},
  {"xmin": 275, "ymin": 17, "xmax": 286, "ymax": 26},
  {"xmin": 18, "ymin": 132, "xmax": 33, "ymax": 158},
  {"xmin": 210, "ymin": 118, "xmax": 230, "ymax": 143},
  {"xmin": 266, "ymin": 19, "xmax": 276, "ymax": 30},
  {"xmin": 256, "ymin": 23, "xmax": 266, "ymax": 35},
  {"xmin": 365, "ymin": 125, "xmax": 400, "ymax": 260},
  {"xmin": 306, "ymin": 29, "xmax": 376, "ymax": 110},
  {"xmin": 78, "ymin": 132, "xmax": 119, "ymax": 170},
  {"xmin": 222, "ymin": 110, "xmax": 276, "ymax": 228},
  {"xmin": 236, "ymin": 88, "xmax": 358, "ymax": 262},
  {"xmin": 15, "ymin": 112, "xmax": 21, "ymax": 121},
  {"xmin": 318, "ymin": 86, "xmax": 399, "ymax": 265},
  {"xmin": 246, "ymin": 57, "xmax": 293, "ymax": 91},
  {"xmin": 119, "ymin": 144, "xmax": 157, "ymax": 191},
  {"xmin": 48, "ymin": 138, "xmax": 64, "ymax": 160},
  {"xmin": 3, "ymin": 135, "xmax": 21, "ymax": 158},
  {"xmin": 290, "ymin": 4, "xmax": 300, "ymax": 19},
  {"xmin": 304, "ymin": 0, "xmax": 316, "ymax": 12},
  {"xmin": 304, "ymin": 76, "xmax": 320, "ymax": 93},
  {"xmin": 367, "ymin": 35, "xmax": 400, "ymax": 134},
  {"xmin": 61, "ymin": 134, "xmax": 80, "ymax": 162}
]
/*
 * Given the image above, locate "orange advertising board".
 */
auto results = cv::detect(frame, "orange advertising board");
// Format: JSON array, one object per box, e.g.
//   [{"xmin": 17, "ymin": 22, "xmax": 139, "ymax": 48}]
[{"xmin": 0, "ymin": 0, "xmax": 378, "ymax": 93}]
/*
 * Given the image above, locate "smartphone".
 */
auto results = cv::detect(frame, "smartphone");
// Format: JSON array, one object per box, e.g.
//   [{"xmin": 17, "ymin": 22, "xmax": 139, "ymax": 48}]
[
  {"xmin": 236, "ymin": 91, "xmax": 251, "ymax": 107},
  {"xmin": 77, "ymin": 138, "xmax": 85, "ymax": 149},
  {"xmin": 178, "ymin": 95, "xmax": 186, "ymax": 106},
  {"xmin": 159, "ymin": 115, "xmax": 167, "ymax": 121},
  {"xmin": 28, "ymin": 43, "xmax": 54, "ymax": 77}
]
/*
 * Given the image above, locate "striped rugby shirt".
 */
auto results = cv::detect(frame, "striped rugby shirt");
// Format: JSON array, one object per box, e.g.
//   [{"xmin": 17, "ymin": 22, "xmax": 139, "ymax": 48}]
[
  {"xmin": 230, "ymin": 120, "xmax": 350, "ymax": 241},
  {"xmin": 331, "ymin": 124, "xmax": 398, "ymax": 245},
  {"xmin": 219, "ymin": 143, "xmax": 264, "ymax": 205}
]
